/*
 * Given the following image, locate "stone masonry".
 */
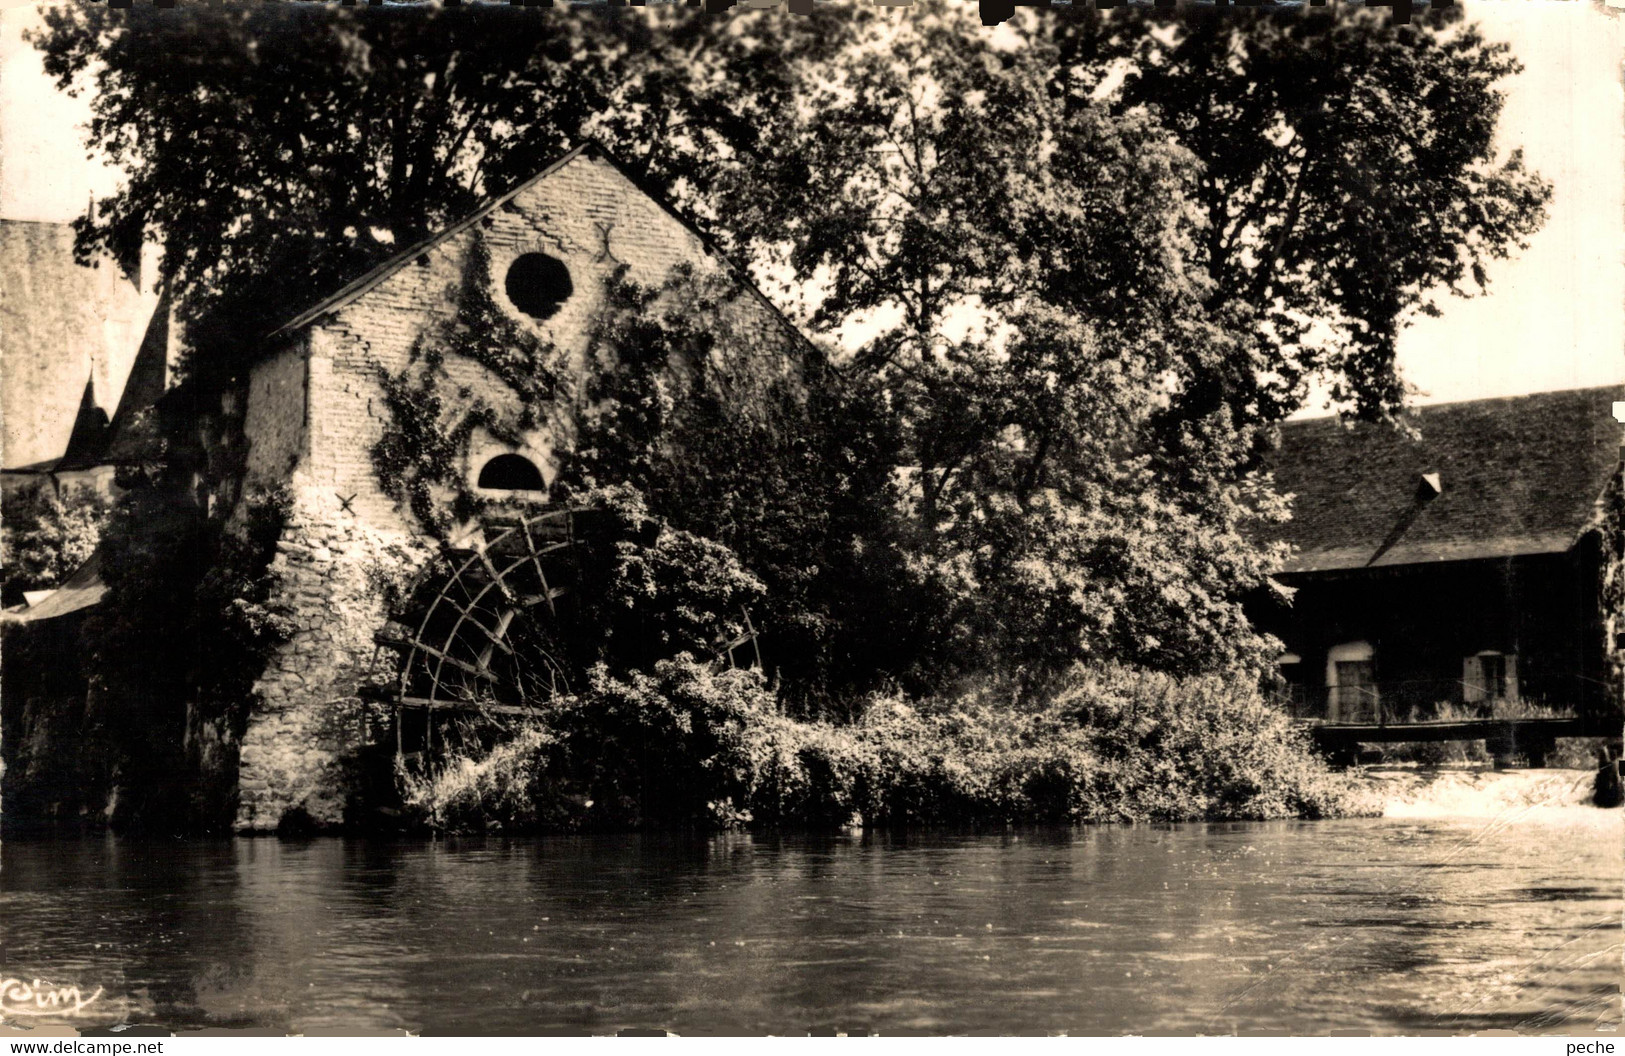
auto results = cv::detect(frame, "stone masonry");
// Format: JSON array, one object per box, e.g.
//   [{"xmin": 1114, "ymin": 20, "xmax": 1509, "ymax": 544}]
[{"xmin": 231, "ymin": 145, "xmax": 809, "ymax": 832}]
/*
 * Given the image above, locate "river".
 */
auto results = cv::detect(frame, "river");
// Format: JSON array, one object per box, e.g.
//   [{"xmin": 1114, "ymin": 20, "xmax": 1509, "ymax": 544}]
[{"xmin": 1, "ymin": 769, "xmax": 1618, "ymax": 1035}]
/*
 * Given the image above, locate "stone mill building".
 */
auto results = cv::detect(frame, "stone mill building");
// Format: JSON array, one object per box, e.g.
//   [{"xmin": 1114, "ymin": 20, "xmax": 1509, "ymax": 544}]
[
  {"xmin": 2, "ymin": 144, "xmax": 813, "ymax": 833},
  {"xmin": 226, "ymin": 144, "xmax": 810, "ymax": 832}
]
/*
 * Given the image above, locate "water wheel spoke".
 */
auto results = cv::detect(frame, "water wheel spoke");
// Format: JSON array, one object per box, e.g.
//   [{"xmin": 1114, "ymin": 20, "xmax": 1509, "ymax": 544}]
[
  {"xmin": 428, "ymin": 549, "xmax": 550, "ymax": 693},
  {"xmin": 520, "ymin": 585, "xmax": 570, "ymax": 608},
  {"xmin": 410, "ymin": 640, "xmax": 499, "ymax": 682},
  {"xmin": 397, "ymin": 695, "xmax": 539, "ymax": 718},
  {"xmin": 394, "ymin": 506, "xmax": 595, "ymax": 748},
  {"xmin": 477, "ymin": 609, "xmax": 519, "ymax": 668}
]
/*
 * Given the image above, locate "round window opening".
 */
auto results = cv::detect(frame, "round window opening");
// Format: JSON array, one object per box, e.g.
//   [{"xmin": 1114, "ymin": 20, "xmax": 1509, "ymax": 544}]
[
  {"xmin": 504, "ymin": 252, "xmax": 573, "ymax": 321},
  {"xmin": 478, "ymin": 454, "xmax": 546, "ymax": 492}
]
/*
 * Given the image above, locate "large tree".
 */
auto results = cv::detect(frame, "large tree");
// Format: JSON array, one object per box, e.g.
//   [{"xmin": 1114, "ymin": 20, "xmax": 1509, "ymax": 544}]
[
  {"xmin": 34, "ymin": 0, "xmax": 1549, "ymax": 686},
  {"xmin": 33, "ymin": 1, "xmax": 846, "ymax": 387},
  {"xmin": 695, "ymin": 3, "xmax": 1547, "ymax": 677},
  {"xmin": 1046, "ymin": 6, "xmax": 1550, "ymax": 425}
]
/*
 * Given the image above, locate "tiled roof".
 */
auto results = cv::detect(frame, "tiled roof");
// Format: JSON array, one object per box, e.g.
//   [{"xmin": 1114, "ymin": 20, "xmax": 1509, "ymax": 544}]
[{"xmin": 1264, "ymin": 385, "xmax": 1624, "ymax": 573}]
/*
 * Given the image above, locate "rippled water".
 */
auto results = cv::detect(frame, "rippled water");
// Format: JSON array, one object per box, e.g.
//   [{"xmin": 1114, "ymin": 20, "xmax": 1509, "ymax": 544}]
[{"xmin": 2, "ymin": 799, "xmax": 1619, "ymax": 1034}]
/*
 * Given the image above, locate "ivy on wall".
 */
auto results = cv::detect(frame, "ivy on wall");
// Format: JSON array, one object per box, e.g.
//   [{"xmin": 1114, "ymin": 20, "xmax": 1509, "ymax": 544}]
[
  {"xmin": 67, "ymin": 472, "xmax": 295, "ymax": 831},
  {"xmin": 364, "ymin": 238, "xmax": 912, "ymax": 713},
  {"xmin": 372, "ymin": 230, "xmax": 563, "ymax": 536}
]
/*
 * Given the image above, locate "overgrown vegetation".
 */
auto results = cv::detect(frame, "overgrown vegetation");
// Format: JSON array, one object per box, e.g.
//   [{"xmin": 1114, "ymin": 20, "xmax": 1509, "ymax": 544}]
[
  {"xmin": 372, "ymin": 232, "xmax": 562, "ymax": 535},
  {"xmin": 0, "ymin": 482, "xmax": 111, "ymax": 607},
  {"xmin": 23, "ymin": 1, "xmax": 1565, "ymax": 830},
  {"xmin": 74, "ymin": 478, "xmax": 295, "ymax": 831},
  {"xmin": 1600, "ymin": 463, "xmax": 1623, "ymax": 708},
  {"xmin": 400, "ymin": 660, "xmax": 1360, "ymax": 833},
  {"xmin": 554, "ymin": 268, "xmax": 917, "ymax": 713}
]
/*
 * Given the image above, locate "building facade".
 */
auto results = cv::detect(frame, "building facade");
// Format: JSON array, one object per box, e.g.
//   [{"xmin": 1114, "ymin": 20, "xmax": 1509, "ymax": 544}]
[
  {"xmin": 218, "ymin": 144, "xmax": 811, "ymax": 832},
  {"xmin": 0, "ymin": 219, "xmax": 165, "ymax": 498},
  {"xmin": 1252, "ymin": 386, "xmax": 1624, "ymax": 724}
]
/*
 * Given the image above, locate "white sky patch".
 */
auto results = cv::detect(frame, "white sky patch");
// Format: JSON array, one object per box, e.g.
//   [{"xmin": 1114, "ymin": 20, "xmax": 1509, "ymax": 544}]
[{"xmin": 1381, "ymin": 0, "xmax": 1624, "ymax": 409}]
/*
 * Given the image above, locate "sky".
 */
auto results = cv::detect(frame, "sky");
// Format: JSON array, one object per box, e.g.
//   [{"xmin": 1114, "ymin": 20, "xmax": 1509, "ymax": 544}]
[{"xmin": 1, "ymin": 0, "xmax": 1621, "ymax": 408}]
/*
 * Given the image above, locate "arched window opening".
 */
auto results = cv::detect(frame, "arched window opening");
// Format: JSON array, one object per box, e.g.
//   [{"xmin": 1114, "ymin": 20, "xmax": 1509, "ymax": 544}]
[
  {"xmin": 478, "ymin": 453, "xmax": 546, "ymax": 492},
  {"xmin": 504, "ymin": 252, "xmax": 573, "ymax": 321}
]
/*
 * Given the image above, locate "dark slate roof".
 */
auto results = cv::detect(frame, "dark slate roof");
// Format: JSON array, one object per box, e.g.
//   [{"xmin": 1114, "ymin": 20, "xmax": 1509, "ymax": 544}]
[
  {"xmin": 58, "ymin": 376, "xmax": 110, "ymax": 469},
  {"xmin": 101, "ymin": 290, "xmax": 171, "ymax": 465},
  {"xmin": 1265, "ymin": 385, "xmax": 1624, "ymax": 573}
]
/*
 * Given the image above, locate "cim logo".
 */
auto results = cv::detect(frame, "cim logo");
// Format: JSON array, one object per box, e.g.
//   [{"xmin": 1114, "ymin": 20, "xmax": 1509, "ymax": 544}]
[{"xmin": 0, "ymin": 976, "xmax": 104, "ymax": 1018}]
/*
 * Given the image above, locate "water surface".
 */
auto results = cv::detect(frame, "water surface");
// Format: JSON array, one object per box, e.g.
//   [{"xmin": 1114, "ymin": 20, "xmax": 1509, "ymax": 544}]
[{"xmin": 2, "ymin": 807, "xmax": 1618, "ymax": 1034}]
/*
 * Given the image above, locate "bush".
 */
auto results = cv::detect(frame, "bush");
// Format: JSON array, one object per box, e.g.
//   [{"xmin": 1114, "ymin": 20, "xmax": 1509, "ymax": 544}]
[
  {"xmin": 404, "ymin": 660, "xmax": 1360, "ymax": 833},
  {"xmin": 0, "ymin": 482, "xmax": 111, "ymax": 606},
  {"xmin": 398, "ymin": 722, "xmax": 576, "ymax": 832},
  {"xmin": 1047, "ymin": 666, "xmax": 1353, "ymax": 821}
]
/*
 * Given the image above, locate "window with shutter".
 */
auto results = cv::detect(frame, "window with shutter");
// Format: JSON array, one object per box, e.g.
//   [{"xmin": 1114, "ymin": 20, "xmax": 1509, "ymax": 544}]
[
  {"xmin": 1480, "ymin": 653, "xmax": 1507, "ymax": 700},
  {"xmin": 1463, "ymin": 655, "xmax": 1485, "ymax": 704}
]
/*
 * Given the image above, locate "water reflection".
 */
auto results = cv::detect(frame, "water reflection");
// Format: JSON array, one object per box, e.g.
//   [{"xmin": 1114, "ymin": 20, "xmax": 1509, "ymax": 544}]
[{"xmin": 2, "ymin": 813, "xmax": 1618, "ymax": 1034}]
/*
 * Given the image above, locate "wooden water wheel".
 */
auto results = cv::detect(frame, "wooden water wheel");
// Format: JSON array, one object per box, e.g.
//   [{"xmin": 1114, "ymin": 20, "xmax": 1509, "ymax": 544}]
[
  {"xmin": 374, "ymin": 504, "xmax": 763, "ymax": 766},
  {"xmin": 380, "ymin": 506, "xmax": 586, "ymax": 714}
]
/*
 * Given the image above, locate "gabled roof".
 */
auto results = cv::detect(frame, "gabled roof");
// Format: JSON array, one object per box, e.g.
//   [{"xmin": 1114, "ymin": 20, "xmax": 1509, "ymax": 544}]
[
  {"xmin": 57, "ymin": 376, "xmax": 111, "ymax": 470},
  {"xmin": 269, "ymin": 142, "xmax": 817, "ymax": 359},
  {"xmin": 101, "ymin": 290, "xmax": 172, "ymax": 464},
  {"xmin": 1264, "ymin": 384, "xmax": 1624, "ymax": 574},
  {"xmin": 272, "ymin": 144, "xmax": 592, "ymax": 337}
]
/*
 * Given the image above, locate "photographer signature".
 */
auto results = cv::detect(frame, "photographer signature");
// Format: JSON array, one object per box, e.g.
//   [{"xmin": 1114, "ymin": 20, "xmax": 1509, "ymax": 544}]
[{"xmin": 1, "ymin": 976, "xmax": 104, "ymax": 1018}]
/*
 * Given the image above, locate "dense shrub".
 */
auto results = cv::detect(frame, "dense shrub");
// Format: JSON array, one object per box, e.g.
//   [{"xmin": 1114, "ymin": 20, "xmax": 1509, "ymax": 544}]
[
  {"xmin": 1, "ymin": 482, "xmax": 111, "ymax": 606},
  {"xmin": 583, "ymin": 486, "xmax": 767, "ymax": 674},
  {"xmin": 398, "ymin": 723, "xmax": 573, "ymax": 832},
  {"xmin": 555, "ymin": 269, "xmax": 920, "ymax": 714},
  {"xmin": 402, "ymin": 659, "xmax": 1359, "ymax": 833}
]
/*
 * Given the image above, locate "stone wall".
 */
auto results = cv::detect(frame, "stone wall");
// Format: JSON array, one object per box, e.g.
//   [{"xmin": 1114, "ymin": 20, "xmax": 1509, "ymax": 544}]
[
  {"xmin": 243, "ymin": 345, "xmax": 307, "ymax": 487},
  {"xmin": 234, "ymin": 484, "xmax": 427, "ymax": 832},
  {"xmin": 231, "ymin": 148, "xmax": 809, "ymax": 832}
]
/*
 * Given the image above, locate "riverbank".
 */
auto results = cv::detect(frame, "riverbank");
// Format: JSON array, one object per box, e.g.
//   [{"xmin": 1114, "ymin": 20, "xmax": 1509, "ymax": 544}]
[{"xmin": 395, "ymin": 660, "xmax": 1362, "ymax": 834}]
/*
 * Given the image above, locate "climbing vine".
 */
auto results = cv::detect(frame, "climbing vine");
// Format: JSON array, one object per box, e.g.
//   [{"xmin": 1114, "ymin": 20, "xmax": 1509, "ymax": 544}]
[
  {"xmin": 368, "ymin": 240, "xmax": 914, "ymax": 711},
  {"xmin": 371, "ymin": 231, "xmax": 563, "ymax": 537}
]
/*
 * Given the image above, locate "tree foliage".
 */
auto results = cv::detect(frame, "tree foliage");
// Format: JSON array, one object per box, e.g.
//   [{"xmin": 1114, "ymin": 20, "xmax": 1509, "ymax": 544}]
[
  {"xmin": 1044, "ymin": 6, "xmax": 1550, "ymax": 424},
  {"xmin": 555, "ymin": 268, "xmax": 918, "ymax": 709},
  {"xmin": 0, "ymin": 482, "xmax": 110, "ymax": 607},
  {"xmin": 32, "ymin": 0, "xmax": 1550, "ymax": 690}
]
